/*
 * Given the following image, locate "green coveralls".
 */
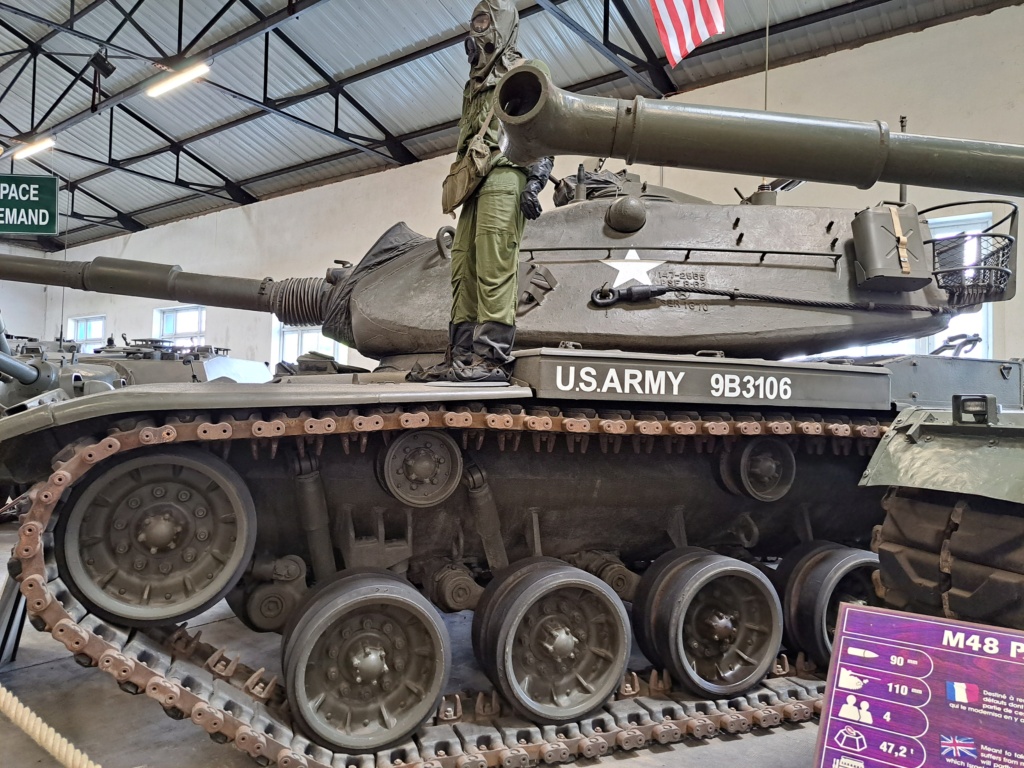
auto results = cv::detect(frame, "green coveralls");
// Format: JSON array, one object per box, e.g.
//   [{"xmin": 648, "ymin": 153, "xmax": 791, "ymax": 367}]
[{"xmin": 450, "ymin": 83, "xmax": 526, "ymax": 328}]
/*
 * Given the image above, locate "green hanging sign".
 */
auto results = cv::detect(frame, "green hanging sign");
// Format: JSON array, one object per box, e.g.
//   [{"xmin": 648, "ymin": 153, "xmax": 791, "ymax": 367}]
[{"xmin": 0, "ymin": 175, "xmax": 58, "ymax": 235}]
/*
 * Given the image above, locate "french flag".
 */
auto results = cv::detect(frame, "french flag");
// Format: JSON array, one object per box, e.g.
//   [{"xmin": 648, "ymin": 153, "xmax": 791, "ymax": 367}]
[{"xmin": 946, "ymin": 682, "xmax": 979, "ymax": 703}]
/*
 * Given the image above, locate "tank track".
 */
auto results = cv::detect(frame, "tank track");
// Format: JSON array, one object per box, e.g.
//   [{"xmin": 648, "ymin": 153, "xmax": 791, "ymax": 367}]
[
  {"xmin": 8, "ymin": 402, "xmax": 882, "ymax": 766},
  {"xmin": 872, "ymin": 488, "xmax": 1024, "ymax": 627}
]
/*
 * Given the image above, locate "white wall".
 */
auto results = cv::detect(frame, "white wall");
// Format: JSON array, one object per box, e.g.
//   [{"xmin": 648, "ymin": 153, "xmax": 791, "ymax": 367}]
[
  {"xmin": 0, "ymin": 242, "xmax": 47, "ymax": 341},
  {"xmin": 20, "ymin": 4, "xmax": 1024, "ymax": 363}
]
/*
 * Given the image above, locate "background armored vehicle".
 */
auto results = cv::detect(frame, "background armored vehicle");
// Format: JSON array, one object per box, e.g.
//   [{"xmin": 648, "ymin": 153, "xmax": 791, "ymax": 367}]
[
  {"xmin": 0, "ymin": 329, "xmax": 269, "ymax": 520},
  {"xmin": 1, "ymin": 70, "xmax": 1023, "ymax": 766},
  {"xmin": 862, "ymin": 395, "xmax": 1024, "ymax": 629},
  {"xmin": 0, "ymin": 332, "xmax": 270, "ymax": 417}
]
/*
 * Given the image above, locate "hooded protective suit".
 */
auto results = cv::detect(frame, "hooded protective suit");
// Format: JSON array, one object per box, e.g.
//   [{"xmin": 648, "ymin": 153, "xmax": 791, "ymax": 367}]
[
  {"xmin": 466, "ymin": 0, "xmax": 521, "ymax": 94},
  {"xmin": 410, "ymin": 0, "xmax": 552, "ymax": 384}
]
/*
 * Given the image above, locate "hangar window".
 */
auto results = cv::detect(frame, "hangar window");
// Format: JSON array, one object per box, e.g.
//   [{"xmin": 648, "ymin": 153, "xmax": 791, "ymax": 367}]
[
  {"xmin": 920, "ymin": 212, "xmax": 993, "ymax": 358},
  {"xmin": 157, "ymin": 305, "xmax": 206, "ymax": 347},
  {"xmin": 275, "ymin": 323, "xmax": 349, "ymax": 365},
  {"xmin": 67, "ymin": 315, "xmax": 105, "ymax": 352}
]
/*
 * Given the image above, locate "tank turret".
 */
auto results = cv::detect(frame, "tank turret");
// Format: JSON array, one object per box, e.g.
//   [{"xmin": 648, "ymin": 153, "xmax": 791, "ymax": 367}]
[{"xmin": 0, "ymin": 79, "xmax": 1019, "ymax": 364}]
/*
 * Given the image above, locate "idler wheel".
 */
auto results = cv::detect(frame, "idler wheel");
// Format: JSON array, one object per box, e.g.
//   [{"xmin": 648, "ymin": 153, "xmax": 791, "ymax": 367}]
[
  {"xmin": 719, "ymin": 437, "xmax": 796, "ymax": 502},
  {"xmin": 637, "ymin": 551, "xmax": 782, "ymax": 697},
  {"xmin": 778, "ymin": 544, "xmax": 880, "ymax": 666},
  {"xmin": 282, "ymin": 569, "xmax": 450, "ymax": 752},
  {"xmin": 377, "ymin": 430, "xmax": 463, "ymax": 508},
  {"xmin": 473, "ymin": 560, "xmax": 629, "ymax": 722},
  {"xmin": 56, "ymin": 447, "xmax": 257, "ymax": 626}
]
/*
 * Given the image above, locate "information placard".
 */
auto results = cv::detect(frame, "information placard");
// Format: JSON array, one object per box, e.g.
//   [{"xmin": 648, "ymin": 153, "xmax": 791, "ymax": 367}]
[
  {"xmin": 815, "ymin": 604, "xmax": 1024, "ymax": 768},
  {"xmin": 0, "ymin": 174, "xmax": 58, "ymax": 235}
]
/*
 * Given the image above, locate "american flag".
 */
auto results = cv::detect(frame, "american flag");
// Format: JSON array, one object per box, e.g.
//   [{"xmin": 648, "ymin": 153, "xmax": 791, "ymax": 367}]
[
  {"xmin": 648, "ymin": 0, "xmax": 726, "ymax": 67},
  {"xmin": 940, "ymin": 736, "xmax": 978, "ymax": 759}
]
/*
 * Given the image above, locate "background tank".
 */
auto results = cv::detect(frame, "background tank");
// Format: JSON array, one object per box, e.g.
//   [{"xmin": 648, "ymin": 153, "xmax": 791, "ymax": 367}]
[{"xmin": 0, "ymin": 323, "xmax": 270, "ymax": 418}]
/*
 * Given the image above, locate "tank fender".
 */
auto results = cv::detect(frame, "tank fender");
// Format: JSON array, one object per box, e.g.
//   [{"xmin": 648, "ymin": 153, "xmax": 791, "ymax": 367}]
[
  {"xmin": 861, "ymin": 405, "xmax": 1024, "ymax": 504},
  {"xmin": 0, "ymin": 379, "xmax": 534, "ymax": 444}
]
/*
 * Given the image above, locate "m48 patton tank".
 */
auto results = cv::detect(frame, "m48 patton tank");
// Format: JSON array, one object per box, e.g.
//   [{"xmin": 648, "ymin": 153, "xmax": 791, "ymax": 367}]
[{"xmin": 1, "ymin": 67, "xmax": 1023, "ymax": 766}]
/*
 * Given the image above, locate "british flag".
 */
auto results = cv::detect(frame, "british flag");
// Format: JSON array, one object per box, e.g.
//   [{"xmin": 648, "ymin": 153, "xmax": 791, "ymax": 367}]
[{"xmin": 940, "ymin": 736, "xmax": 978, "ymax": 759}]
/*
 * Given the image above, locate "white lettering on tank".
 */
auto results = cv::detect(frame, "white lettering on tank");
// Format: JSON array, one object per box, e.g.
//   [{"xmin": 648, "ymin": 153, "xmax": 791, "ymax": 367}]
[
  {"xmin": 602, "ymin": 368, "xmax": 623, "ymax": 393},
  {"xmin": 668, "ymin": 370, "xmax": 686, "ymax": 395},
  {"xmin": 645, "ymin": 369, "xmax": 665, "ymax": 396},
  {"xmin": 624, "ymin": 368, "xmax": 643, "ymax": 394},
  {"xmin": 555, "ymin": 365, "xmax": 575, "ymax": 391},
  {"xmin": 578, "ymin": 366, "xmax": 598, "ymax": 392}
]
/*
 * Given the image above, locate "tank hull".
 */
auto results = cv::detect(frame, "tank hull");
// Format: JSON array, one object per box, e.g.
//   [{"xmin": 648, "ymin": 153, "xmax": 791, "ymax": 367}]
[{"xmin": 3, "ymin": 348, "xmax": 1018, "ymax": 761}]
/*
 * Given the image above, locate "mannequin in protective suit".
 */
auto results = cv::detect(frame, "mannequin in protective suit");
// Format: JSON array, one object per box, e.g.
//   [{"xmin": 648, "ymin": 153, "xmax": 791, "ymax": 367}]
[{"xmin": 408, "ymin": 0, "xmax": 553, "ymax": 384}]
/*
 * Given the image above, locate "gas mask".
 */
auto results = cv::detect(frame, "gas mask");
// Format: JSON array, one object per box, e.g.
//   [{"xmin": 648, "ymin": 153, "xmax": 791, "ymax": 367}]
[{"xmin": 465, "ymin": 0, "xmax": 519, "ymax": 93}]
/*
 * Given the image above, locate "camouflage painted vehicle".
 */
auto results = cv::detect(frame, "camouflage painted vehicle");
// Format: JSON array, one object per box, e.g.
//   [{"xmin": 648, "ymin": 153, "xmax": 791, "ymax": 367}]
[
  {"xmin": 862, "ymin": 395, "xmax": 1024, "ymax": 629},
  {"xmin": 1, "ymin": 67, "xmax": 1023, "ymax": 766}
]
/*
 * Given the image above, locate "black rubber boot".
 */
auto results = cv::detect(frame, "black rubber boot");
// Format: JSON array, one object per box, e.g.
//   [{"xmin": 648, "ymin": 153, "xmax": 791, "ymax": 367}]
[
  {"xmin": 406, "ymin": 322, "xmax": 475, "ymax": 382},
  {"xmin": 448, "ymin": 321, "xmax": 515, "ymax": 383}
]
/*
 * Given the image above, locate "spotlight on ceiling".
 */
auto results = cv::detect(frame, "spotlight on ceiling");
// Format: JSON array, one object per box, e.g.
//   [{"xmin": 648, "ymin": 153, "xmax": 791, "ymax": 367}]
[
  {"xmin": 89, "ymin": 48, "xmax": 116, "ymax": 79},
  {"xmin": 13, "ymin": 137, "xmax": 56, "ymax": 160},
  {"xmin": 146, "ymin": 62, "xmax": 210, "ymax": 98}
]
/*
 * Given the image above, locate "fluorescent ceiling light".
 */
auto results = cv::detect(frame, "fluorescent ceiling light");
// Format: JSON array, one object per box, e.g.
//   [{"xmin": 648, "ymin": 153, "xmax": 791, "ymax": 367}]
[
  {"xmin": 13, "ymin": 137, "xmax": 55, "ymax": 160},
  {"xmin": 146, "ymin": 62, "xmax": 210, "ymax": 98}
]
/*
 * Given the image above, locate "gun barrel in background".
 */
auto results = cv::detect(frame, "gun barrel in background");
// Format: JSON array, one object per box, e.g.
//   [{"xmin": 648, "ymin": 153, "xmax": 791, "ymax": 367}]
[
  {"xmin": 496, "ymin": 65, "xmax": 1024, "ymax": 197},
  {"xmin": 0, "ymin": 351, "xmax": 39, "ymax": 385},
  {"xmin": 0, "ymin": 254, "xmax": 329, "ymax": 327}
]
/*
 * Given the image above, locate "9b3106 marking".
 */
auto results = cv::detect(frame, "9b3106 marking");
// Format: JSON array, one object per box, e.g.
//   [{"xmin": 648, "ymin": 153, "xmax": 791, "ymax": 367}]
[{"xmin": 711, "ymin": 373, "xmax": 793, "ymax": 400}]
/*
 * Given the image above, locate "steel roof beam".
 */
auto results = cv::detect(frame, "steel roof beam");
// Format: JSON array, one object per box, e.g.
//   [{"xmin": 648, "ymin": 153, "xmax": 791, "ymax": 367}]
[
  {"xmin": 0, "ymin": 136, "xmax": 146, "ymax": 239},
  {"xmin": 608, "ymin": 0, "xmax": 676, "ymax": 94},
  {"xmin": 270, "ymin": 0, "xmax": 570, "ymax": 111},
  {"xmin": 0, "ymin": 2, "xmax": 161, "ymax": 65},
  {"xmin": 4, "ymin": 0, "xmax": 332, "ymax": 142},
  {"xmin": 56, "ymin": 148, "xmax": 238, "ymax": 202},
  {"xmin": 108, "ymin": 0, "xmax": 168, "ymax": 58},
  {"xmin": 49, "ymin": 0, "xmax": 578, "ymax": 192},
  {"xmin": 0, "ymin": 17, "xmax": 257, "ymax": 205},
  {"xmin": 183, "ymin": 0, "xmax": 240, "ymax": 56},
  {"xmin": 533, "ymin": 0, "xmax": 660, "ymax": 95},
  {"xmin": 201, "ymin": 81, "xmax": 397, "ymax": 163},
  {"xmin": 63, "ymin": 112, "xmax": 267, "ymax": 191},
  {"xmin": 0, "ymin": 47, "xmax": 31, "ymax": 110},
  {"xmin": 235, "ymin": 0, "xmax": 417, "ymax": 164},
  {"xmin": 0, "ymin": 1, "xmax": 104, "ymax": 78}
]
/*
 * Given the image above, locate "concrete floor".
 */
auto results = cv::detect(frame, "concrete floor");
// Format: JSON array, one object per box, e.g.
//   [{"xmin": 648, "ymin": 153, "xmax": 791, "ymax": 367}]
[{"xmin": 0, "ymin": 524, "xmax": 821, "ymax": 768}]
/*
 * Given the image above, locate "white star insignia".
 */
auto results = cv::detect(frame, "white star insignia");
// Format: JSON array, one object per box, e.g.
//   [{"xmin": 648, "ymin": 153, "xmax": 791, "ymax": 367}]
[{"xmin": 603, "ymin": 249, "xmax": 665, "ymax": 288}]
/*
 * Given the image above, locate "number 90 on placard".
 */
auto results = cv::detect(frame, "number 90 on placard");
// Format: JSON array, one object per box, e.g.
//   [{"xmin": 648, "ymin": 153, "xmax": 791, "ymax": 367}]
[{"xmin": 710, "ymin": 373, "xmax": 792, "ymax": 400}]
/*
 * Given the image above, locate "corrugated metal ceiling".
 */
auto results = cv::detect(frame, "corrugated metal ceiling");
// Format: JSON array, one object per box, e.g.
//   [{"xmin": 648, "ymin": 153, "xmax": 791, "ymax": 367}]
[{"xmin": 0, "ymin": 0, "xmax": 1015, "ymax": 251}]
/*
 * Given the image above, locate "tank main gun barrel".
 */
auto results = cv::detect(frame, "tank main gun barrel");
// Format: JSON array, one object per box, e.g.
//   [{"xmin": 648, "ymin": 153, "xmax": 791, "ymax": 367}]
[
  {"xmin": 496, "ymin": 65, "xmax": 1024, "ymax": 197},
  {"xmin": 0, "ymin": 351, "xmax": 38, "ymax": 385},
  {"xmin": 0, "ymin": 254, "xmax": 330, "ymax": 327}
]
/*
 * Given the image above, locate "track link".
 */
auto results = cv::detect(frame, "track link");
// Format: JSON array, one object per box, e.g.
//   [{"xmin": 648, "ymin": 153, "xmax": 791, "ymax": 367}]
[{"xmin": 9, "ymin": 401, "xmax": 875, "ymax": 766}]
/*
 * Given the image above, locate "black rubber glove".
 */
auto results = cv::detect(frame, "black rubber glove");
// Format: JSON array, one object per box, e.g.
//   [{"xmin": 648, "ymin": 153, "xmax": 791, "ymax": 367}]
[{"xmin": 520, "ymin": 156, "xmax": 554, "ymax": 220}]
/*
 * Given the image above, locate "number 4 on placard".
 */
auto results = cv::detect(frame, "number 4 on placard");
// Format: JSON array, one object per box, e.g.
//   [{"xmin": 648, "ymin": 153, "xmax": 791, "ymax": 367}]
[{"xmin": 883, "ymin": 711, "xmax": 892, "ymax": 722}]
